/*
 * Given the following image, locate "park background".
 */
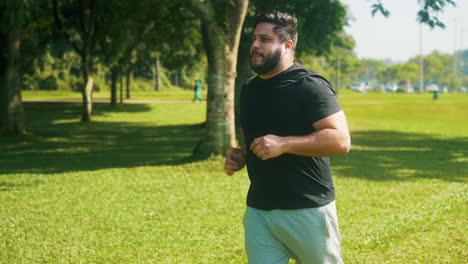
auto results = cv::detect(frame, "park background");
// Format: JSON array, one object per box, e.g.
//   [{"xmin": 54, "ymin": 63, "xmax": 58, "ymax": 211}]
[{"xmin": 1, "ymin": 0, "xmax": 467, "ymax": 263}]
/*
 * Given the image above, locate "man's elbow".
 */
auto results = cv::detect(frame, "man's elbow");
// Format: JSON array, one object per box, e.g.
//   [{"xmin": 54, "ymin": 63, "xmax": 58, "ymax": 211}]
[{"xmin": 338, "ymin": 136, "xmax": 351, "ymax": 154}]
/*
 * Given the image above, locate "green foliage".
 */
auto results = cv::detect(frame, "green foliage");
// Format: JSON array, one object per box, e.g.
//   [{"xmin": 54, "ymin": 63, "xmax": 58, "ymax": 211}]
[
  {"xmin": 248, "ymin": 0, "xmax": 350, "ymax": 56},
  {"xmin": 22, "ymin": 50, "xmax": 80, "ymax": 91},
  {"xmin": 19, "ymin": 0, "xmax": 54, "ymax": 75},
  {"xmin": 370, "ymin": 0, "xmax": 456, "ymax": 29},
  {"xmin": 122, "ymin": 1, "xmax": 204, "ymax": 87},
  {"xmin": 407, "ymin": 51, "xmax": 465, "ymax": 90},
  {"xmin": 22, "ymin": 44, "xmax": 468, "ymax": 94},
  {"xmin": 132, "ymin": 48, "xmax": 207, "ymax": 91},
  {"xmin": 459, "ymin": 50, "xmax": 468, "ymax": 76},
  {"xmin": 332, "ymin": 49, "xmax": 468, "ymax": 91},
  {"xmin": 0, "ymin": 94, "xmax": 467, "ymax": 262},
  {"xmin": 371, "ymin": 1, "xmax": 390, "ymax": 17},
  {"xmin": 21, "ymin": 48, "xmax": 191, "ymax": 93},
  {"xmin": 299, "ymin": 46, "xmax": 362, "ymax": 91},
  {"xmin": 358, "ymin": 59, "xmax": 387, "ymax": 82},
  {"xmin": 417, "ymin": 0, "xmax": 456, "ymax": 28},
  {"xmin": 298, "ymin": 54, "xmax": 332, "ymax": 78},
  {"xmin": 299, "ymin": 48, "xmax": 468, "ymax": 92},
  {"xmin": 392, "ymin": 62, "xmax": 419, "ymax": 85}
]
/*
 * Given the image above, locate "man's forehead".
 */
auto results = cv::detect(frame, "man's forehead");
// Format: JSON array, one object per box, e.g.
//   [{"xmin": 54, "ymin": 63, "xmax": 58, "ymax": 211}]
[{"xmin": 253, "ymin": 23, "xmax": 276, "ymax": 36}]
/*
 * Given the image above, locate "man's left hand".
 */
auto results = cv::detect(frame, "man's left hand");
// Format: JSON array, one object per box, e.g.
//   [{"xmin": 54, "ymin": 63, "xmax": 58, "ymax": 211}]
[{"xmin": 250, "ymin": 134, "xmax": 286, "ymax": 160}]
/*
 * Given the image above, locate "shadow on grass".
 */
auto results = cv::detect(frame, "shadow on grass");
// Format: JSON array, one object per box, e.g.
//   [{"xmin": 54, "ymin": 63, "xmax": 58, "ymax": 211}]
[
  {"xmin": 0, "ymin": 103, "xmax": 205, "ymax": 175},
  {"xmin": 333, "ymin": 130, "xmax": 468, "ymax": 182},
  {"xmin": 0, "ymin": 122, "xmax": 205, "ymax": 174},
  {"xmin": 23, "ymin": 102, "xmax": 154, "ymax": 121}
]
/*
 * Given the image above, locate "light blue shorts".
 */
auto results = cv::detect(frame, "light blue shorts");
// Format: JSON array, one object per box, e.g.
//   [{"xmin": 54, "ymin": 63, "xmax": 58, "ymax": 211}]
[{"xmin": 243, "ymin": 201, "xmax": 343, "ymax": 264}]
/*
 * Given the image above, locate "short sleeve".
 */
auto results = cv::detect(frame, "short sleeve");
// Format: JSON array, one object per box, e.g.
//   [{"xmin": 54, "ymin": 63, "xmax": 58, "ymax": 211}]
[{"xmin": 299, "ymin": 76, "xmax": 342, "ymax": 124}]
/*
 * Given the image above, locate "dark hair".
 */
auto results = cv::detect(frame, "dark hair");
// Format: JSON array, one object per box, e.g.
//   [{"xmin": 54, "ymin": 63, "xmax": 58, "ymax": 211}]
[{"xmin": 254, "ymin": 10, "xmax": 298, "ymax": 49}]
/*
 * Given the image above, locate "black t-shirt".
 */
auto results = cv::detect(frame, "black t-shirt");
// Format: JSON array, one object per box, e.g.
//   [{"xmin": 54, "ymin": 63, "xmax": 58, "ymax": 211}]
[{"xmin": 240, "ymin": 63, "xmax": 342, "ymax": 210}]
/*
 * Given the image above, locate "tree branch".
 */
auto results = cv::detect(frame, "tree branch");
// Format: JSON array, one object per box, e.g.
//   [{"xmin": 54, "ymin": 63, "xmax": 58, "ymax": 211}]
[
  {"xmin": 370, "ymin": 0, "xmax": 456, "ymax": 29},
  {"xmin": 52, "ymin": 0, "xmax": 80, "ymax": 53},
  {"xmin": 187, "ymin": 0, "xmax": 212, "ymax": 24},
  {"xmin": 79, "ymin": 0, "xmax": 87, "ymax": 37},
  {"xmin": 226, "ymin": 0, "xmax": 248, "ymax": 46}
]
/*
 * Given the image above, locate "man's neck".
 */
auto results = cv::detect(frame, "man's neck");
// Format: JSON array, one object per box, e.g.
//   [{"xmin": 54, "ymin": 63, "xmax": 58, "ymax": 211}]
[{"xmin": 259, "ymin": 60, "xmax": 295, "ymax": 80}]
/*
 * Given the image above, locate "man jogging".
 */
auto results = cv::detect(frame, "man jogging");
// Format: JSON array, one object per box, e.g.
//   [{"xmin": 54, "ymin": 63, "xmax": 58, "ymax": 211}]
[{"xmin": 224, "ymin": 10, "xmax": 351, "ymax": 264}]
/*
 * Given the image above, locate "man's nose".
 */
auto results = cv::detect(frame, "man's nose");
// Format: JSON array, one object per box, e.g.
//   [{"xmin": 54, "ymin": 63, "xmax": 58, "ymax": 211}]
[{"xmin": 251, "ymin": 39, "xmax": 260, "ymax": 50}]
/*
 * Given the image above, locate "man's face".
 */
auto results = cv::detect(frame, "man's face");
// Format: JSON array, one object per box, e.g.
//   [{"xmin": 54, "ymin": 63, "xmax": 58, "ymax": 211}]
[{"xmin": 250, "ymin": 23, "xmax": 283, "ymax": 75}]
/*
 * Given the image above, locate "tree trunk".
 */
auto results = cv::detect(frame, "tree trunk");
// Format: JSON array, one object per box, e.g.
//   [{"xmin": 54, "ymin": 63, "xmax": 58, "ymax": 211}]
[
  {"xmin": 0, "ymin": 28, "xmax": 6, "ymax": 131},
  {"xmin": 1, "ymin": 0, "xmax": 26, "ymax": 135},
  {"xmin": 154, "ymin": 55, "xmax": 160, "ymax": 91},
  {"xmin": 174, "ymin": 70, "xmax": 179, "ymax": 87},
  {"xmin": 81, "ymin": 62, "xmax": 93, "ymax": 122},
  {"xmin": 194, "ymin": 22, "xmax": 228, "ymax": 156},
  {"xmin": 234, "ymin": 32, "xmax": 253, "ymax": 146},
  {"xmin": 119, "ymin": 72, "xmax": 123, "ymax": 104},
  {"xmin": 193, "ymin": 0, "xmax": 248, "ymax": 156},
  {"xmin": 125, "ymin": 66, "xmax": 131, "ymax": 99},
  {"xmin": 110, "ymin": 66, "xmax": 118, "ymax": 105},
  {"xmin": 335, "ymin": 49, "xmax": 340, "ymax": 95}
]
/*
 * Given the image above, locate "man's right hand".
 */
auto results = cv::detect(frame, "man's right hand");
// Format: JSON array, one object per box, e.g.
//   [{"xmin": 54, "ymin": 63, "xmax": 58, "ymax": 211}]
[{"xmin": 224, "ymin": 147, "xmax": 246, "ymax": 176}]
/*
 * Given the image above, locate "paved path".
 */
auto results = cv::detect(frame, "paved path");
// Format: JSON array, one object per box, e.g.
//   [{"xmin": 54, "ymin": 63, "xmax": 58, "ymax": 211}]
[{"xmin": 23, "ymin": 99, "xmax": 199, "ymax": 104}]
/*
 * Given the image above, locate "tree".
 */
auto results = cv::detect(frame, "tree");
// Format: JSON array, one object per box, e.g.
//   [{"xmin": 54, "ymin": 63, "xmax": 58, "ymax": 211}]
[
  {"xmin": 0, "ymin": 0, "xmax": 26, "ymax": 135},
  {"xmin": 52, "ymin": 0, "xmax": 110, "ymax": 121},
  {"xmin": 97, "ymin": 0, "xmax": 142, "ymax": 105},
  {"xmin": 144, "ymin": 2, "xmax": 203, "ymax": 90},
  {"xmin": 418, "ymin": 51, "xmax": 462, "ymax": 90},
  {"xmin": 357, "ymin": 59, "xmax": 386, "ymax": 84},
  {"xmin": 1, "ymin": 0, "xmax": 59, "ymax": 135},
  {"xmin": 393, "ymin": 62, "xmax": 419, "ymax": 86},
  {"xmin": 187, "ymin": 0, "xmax": 249, "ymax": 156},
  {"xmin": 109, "ymin": 1, "xmax": 202, "ymax": 96},
  {"xmin": 459, "ymin": 50, "xmax": 468, "ymax": 76}
]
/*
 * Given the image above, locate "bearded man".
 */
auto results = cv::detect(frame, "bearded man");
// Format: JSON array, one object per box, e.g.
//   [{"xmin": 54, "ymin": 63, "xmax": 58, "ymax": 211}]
[{"xmin": 224, "ymin": 10, "xmax": 351, "ymax": 264}]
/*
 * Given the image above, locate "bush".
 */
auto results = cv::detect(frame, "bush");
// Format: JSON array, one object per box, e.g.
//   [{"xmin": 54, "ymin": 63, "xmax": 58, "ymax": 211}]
[{"xmin": 396, "ymin": 87, "xmax": 408, "ymax": 93}]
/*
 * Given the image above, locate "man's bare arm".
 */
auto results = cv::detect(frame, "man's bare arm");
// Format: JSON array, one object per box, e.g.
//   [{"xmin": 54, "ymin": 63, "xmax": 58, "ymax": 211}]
[{"xmin": 250, "ymin": 110, "xmax": 351, "ymax": 160}]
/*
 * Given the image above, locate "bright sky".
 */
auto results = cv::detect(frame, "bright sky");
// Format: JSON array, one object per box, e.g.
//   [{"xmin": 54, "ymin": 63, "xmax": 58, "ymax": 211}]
[{"xmin": 342, "ymin": 0, "xmax": 468, "ymax": 62}]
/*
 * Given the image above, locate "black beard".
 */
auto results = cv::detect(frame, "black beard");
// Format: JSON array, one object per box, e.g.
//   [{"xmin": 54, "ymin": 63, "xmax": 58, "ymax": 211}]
[{"xmin": 250, "ymin": 48, "xmax": 281, "ymax": 75}]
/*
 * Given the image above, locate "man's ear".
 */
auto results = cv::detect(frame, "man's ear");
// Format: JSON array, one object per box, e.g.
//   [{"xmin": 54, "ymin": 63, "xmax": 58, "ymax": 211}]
[{"xmin": 284, "ymin": 39, "xmax": 294, "ymax": 52}]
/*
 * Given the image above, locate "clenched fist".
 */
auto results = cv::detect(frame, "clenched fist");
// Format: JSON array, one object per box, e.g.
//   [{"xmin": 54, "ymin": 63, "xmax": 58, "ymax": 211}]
[
  {"xmin": 250, "ymin": 134, "xmax": 286, "ymax": 160},
  {"xmin": 224, "ymin": 147, "xmax": 246, "ymax": 176}
]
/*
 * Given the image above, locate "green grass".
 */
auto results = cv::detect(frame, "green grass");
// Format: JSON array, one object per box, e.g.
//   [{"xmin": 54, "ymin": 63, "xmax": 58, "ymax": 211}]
[{"xmin": 1, "ymin": 91, "xmax": 467, "ymax": 263}]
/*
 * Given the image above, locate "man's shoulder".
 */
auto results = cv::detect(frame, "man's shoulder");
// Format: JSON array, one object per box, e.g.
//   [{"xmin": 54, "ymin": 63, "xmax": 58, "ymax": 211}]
[
  {"xmin": 244, "ymin": 76, "xmax": 257, "ymax": 86},
  {"xmin": 292, "ymin": 63, "xmax": 325, "ymax": 79},
  {"xmin": 240, "ymin": 76, "xmax": 258, "ymax": 99},
  {"xmin": 292, "ymin": 67, "xmax": 336, "ymax": 96},
  {"xmin": 301, "ymin": 73, "xmax": 333, "ymax": 88},
  {"xmin": 286, "ymin": 63, "xmax": 329, "ymax": 84}
]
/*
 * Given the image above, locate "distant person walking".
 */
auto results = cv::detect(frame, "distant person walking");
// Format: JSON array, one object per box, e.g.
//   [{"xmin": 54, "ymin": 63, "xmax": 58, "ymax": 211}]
[
  {"xmin": 224, "ymin": 10, "xmax": 351, "ymax": 264},
  {"xmin": 193, "ymin": 79, "xmax": 203, "ymax": 102}
]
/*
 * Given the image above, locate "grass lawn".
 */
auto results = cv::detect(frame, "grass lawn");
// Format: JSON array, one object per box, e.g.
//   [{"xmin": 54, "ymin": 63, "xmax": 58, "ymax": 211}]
[
  {"xmin": 1, "ymin": 91, "xmax": 467, "ymax": 263},
  {"xmin": 22, "ymin": 87, "xmax": 204, "ymax": 101}
]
